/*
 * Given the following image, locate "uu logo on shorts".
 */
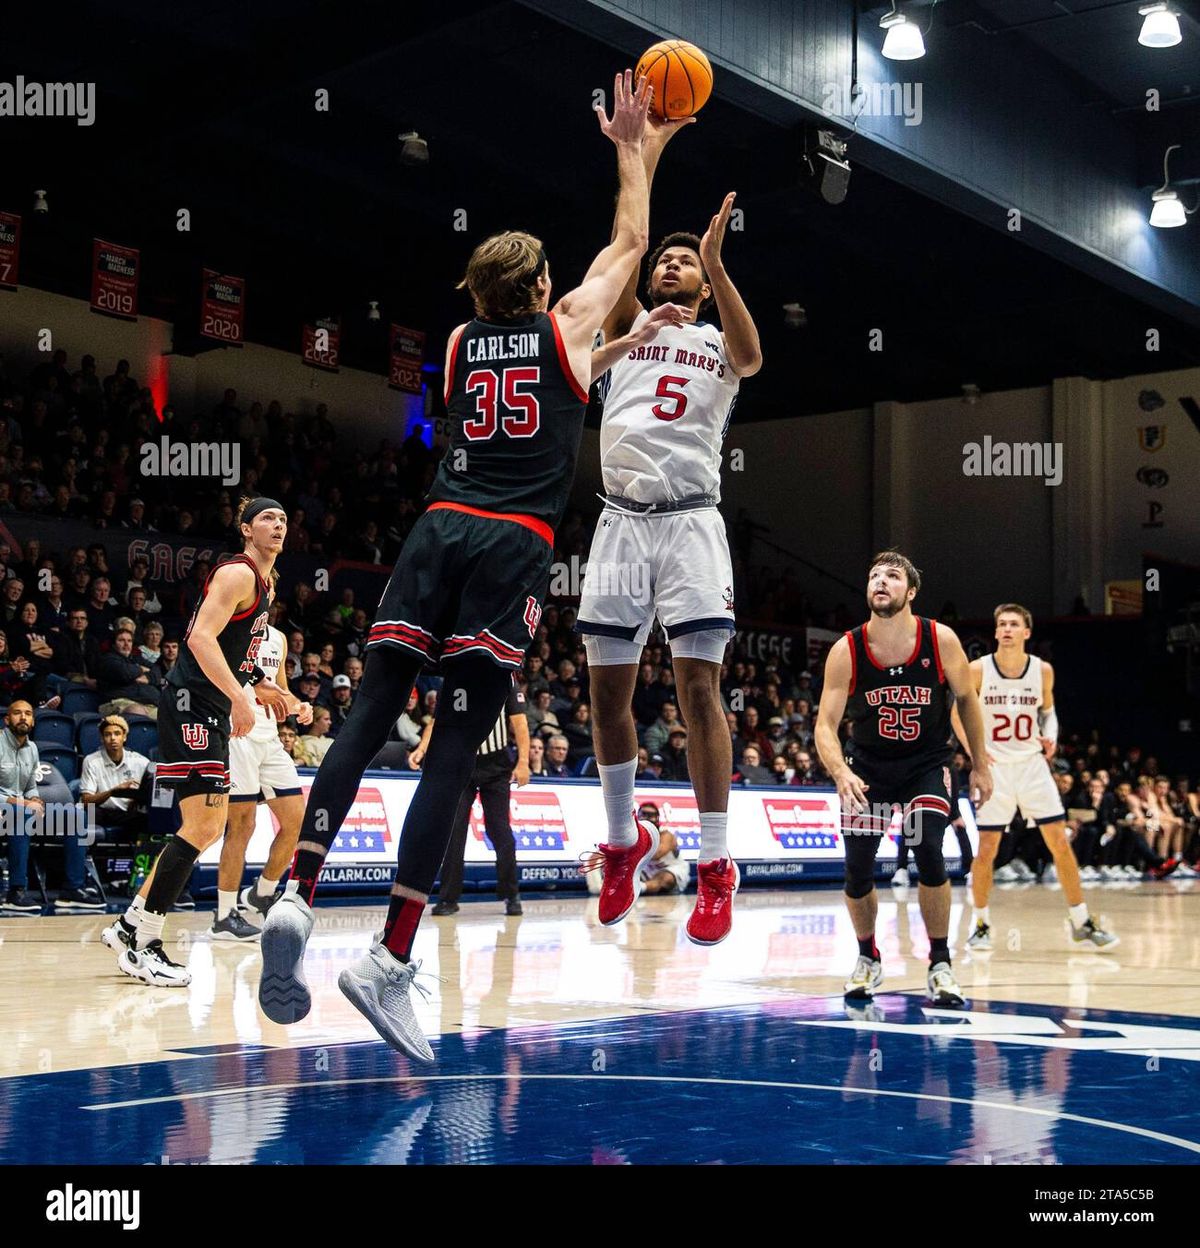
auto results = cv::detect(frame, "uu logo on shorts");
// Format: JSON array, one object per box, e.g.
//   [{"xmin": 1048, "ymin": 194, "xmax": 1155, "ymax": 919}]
[
  {"xmin": 524, "ymin": 596, "xmax": 542, "ymax": 637},
  {"xmin": 181, "ymin": 724, "xmax": 209, "ymax": 751}
]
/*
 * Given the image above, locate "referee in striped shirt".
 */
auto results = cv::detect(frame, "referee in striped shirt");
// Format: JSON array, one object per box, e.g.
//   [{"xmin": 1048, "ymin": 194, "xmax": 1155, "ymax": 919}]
[{"xmin": 410, "ymin": 679, "xmax": 530, "ymax": 916}]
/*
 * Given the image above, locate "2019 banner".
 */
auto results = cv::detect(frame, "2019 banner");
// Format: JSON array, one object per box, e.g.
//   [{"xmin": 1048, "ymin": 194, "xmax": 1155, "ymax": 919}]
[{"xmin": 90, "ymin": 238, "xmax": 139, "ymax": 319}]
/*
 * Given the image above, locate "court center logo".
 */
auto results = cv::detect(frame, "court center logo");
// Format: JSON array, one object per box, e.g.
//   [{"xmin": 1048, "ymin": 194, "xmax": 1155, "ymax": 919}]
[{"xmin": 0, "ymin": 78, "xmax": 96, "ymax": 125}]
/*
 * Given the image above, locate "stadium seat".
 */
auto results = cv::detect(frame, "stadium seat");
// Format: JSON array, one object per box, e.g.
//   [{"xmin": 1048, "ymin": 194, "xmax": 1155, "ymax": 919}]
[
  {"xmin": 125, "ymin": 717, "xmax": 158, "ymax": 757},
  {"xmin": 61, "ymin": 687, "xmax": 102, "ymax": 716},
  {"xmin": 76, "ymin": 714, "xmax": 102, "ymax": 756},
  {"xmin": 36, "ymin": 746, "xmax": 78, "ymax": 784},
  {"xmin": 33, "ymin": 711, "xmax": 75, "ymax": 749}
]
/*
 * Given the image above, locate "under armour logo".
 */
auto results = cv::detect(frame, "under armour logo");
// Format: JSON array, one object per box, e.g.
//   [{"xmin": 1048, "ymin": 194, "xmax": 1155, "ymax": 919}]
[{"xmin": 889, "ymin": 666, "xmax": 904, "ymax": 676}]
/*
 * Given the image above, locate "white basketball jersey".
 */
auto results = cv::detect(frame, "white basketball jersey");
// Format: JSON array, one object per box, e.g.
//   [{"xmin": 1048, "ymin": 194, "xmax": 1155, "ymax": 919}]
[
  {"xmin": 979, "ymin": 653, "xmax": 1045, "ymax": 762},
  {"xmin": 598, "ymin": 309, "xmax": 740, "ymax": 504},
  {"xmin": 244, "ymin": 624, "xmax": 287, "ymax": 741}
]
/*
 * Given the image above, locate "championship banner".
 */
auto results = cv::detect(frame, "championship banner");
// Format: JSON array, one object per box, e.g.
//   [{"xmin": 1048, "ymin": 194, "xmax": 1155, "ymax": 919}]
[
  {"xmin": 0, "ymin": 212, "xmax": 19, "ymax": 289},
  {"xmin": 301, "ymin": 316, "xmax": 340, "ymax": 371},
  {"xmin": 90, "ymin": 238, "xmax": 139, "ymax": 319},
  {"xmin": 200, "ymin": 269, "xmax": 245, "ymax": 345},
  {"xmin": 388, "ymin": 323, "xmax": 425, "ymax": 394}
]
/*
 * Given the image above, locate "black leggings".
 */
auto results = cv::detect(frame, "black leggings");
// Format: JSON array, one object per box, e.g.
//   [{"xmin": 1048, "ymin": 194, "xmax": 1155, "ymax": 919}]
[{"xmin": 296, "ymin": 647, "xmax": 514, "ymax": 896}]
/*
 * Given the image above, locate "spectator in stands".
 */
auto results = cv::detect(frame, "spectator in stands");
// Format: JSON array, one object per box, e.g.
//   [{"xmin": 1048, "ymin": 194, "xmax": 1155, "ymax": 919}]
[
  {"xmin": 658, "ymin": 725, "xmax": 689, "ymax": 782},
  {"xmin": 57, "ymin": 608, "xmax": 102, "ymax": 690},
  {"xmin": 124, "ymin": 555, "xmax": 162, "ymax": 615},
  {"xmin": 137, "ymin": 620, "xmax": 163, "ymax": 666},
  {"xmin": 543, "ymin": 734, "xmax": 571, "ymax": 778},
  {"xmin": 39, "ymin": 573, "xmax": 69, "ymax": 634},
  {"xmin": 294, "ymin": 707, "xmax": 334, "ymax": 766},
  {"xmin": 736, "ymin": 744, "xmax": 771, "ymax": 785},
  {"xmin": 278, "ymin": 722, "xmax": 300, "ymax": 760},
  {"xmin": 328, "ymin": 674, "xmax": 354, "ymax": 736},
  {"xmin": 765, "ymin": 715, "xmax": 790, "ymax": 758},
  {"xmin": 295, "ymin": 671, "xmax": 324, "ymax": 711},
  {"xmin": 84, "ymin": 575, "xmax": 117, "ymax": 642},
  {"xmin": 10, "ymin": 601, "xmax": 64, "ymax": 704},
  {"xmin": 1, "ymin": 577, "xmax": 25, "ymax": 628},
  {"xmin": 343, "ymin": 655, "xmax": 364, "ymax": 691},
  {"xmin": 643, "ymin": 752, "xmax": 666, "ymax": 781},
  {"xmin": 644, "ymin": 700, "xmax": 682, "ymax": 755},
  {"xmin": 0, "ymin": 630, "xmax": 36, "ymax": 703},
  {"xmin": 154, "ymin": 636, "xmax": 179, "ymax": 684},
  {"xmin": 770, "ymin": 753, "xmax": 792, "ymax": 784},
  {"xmin": 343, "ymin": 608, "xmax": 370, "ymax": 657},
  {"xmin": 97, "ymin": 628, "xmax": 161, "ymax": 712},
  {"xmin": 527, "ymin": 736, "xmax": 547, "ymax": 777},
  {"xmin": 103, "ymin": 359, "xmax": 138, "ymax": 406},
  {"xmin": 561, "ymin": 701, "xmax": 594, "ymax": 765},
  {"xmin": 740, "ymin": 706, "xmax": 772, "ymax": 759},
  {"xmin": 0, "ymin": 700, "xmax": 87, "ymax": 913},
  {"xmin": 792, "ymin": 749, "xmax": 822, "ymax": 786},
  {"xmin": 79, "ymin": 713, "xmax": 152, "ymax": 845},
  {"xmin": 526, "ymin": 688, "xmax": 560, "ymax": 741}
]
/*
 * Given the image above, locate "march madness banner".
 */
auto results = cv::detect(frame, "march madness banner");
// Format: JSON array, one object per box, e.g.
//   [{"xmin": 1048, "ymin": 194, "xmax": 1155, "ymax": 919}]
[
  {"xmin": 90, "ymin": 238, "xmax": 139, "ymax": 319},
  {"xmin": 301, "ymin": 316, "xmax": 340, "ymax": 371},
  {"xmin": 388, "ymin": 323, "xmax": 425, "ymax": 394},
  {"xmin": 200, "ymin": 269, "xmax": 245, "ymax": 345},
  {"xmin": 0, "ymin": 213, "xmax": 19, "ymax": 289}
]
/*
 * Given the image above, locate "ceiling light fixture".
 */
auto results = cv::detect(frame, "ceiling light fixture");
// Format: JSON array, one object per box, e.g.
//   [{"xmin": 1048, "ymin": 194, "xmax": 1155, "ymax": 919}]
[
  {"xmin": 1149, "ymin": 144, "xmax": 1194, "ymax": 228},
  {"xmin": 1138, "ymin": 3, "xmax": 1182, "ymax": 48},
  {"xmin": 880, "ymin": 2, "xmax": 925, "ymax": 60}
]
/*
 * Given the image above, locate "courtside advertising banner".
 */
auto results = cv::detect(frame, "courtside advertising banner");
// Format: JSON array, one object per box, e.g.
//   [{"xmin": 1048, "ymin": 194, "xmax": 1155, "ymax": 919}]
[
  {"xmin": 302, "ymin": 316, "xmax": 340, "ymax": 370},
  {"xmin": 0, "ymin": 212, "xmax": 19, "ymax": 289},
  {"xmin": 90, "ymin": 237, "xmax": 139, "ymax": 319},
  {"xmin": 388, "ymin": 323, "xmax": 425, "ymax": 393},
  {"xmin": 197, "ymin": 775, "xmax": 975, "ymax": 887},
  {"xmin": 200, "ymin": 269, "xmax": 246, "ymax": 344}
]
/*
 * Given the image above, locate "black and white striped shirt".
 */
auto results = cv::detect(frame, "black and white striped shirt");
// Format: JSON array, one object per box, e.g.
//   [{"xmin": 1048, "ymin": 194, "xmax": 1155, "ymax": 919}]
[{"xmin": 476, "ymin": 684, "xmax": 527, "ymax": 757}]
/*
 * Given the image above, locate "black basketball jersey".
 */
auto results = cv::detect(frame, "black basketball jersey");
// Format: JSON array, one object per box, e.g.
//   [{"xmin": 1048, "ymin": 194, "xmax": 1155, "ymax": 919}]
[
  {"xmin": 167, "ymin": 554, "xmax": 270, "ymax": 716},
  {"xmin": 843, "ymin": 616, "xmax": 953, "ymax": 764},
  {"xmin": 427, "ymin": 312, "xmax": 589, "ymax": 531}
]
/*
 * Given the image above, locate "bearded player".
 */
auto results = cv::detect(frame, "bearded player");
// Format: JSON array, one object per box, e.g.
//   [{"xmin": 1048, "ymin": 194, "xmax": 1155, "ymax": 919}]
[
  {"xmin": 101, "ymin": 498, "xmax": 291, "ymax": 984},
  {"xmin": 815, "ymin": 552, "xmax": 993, "ymax": 1007},
  {"xmin": 956, "ymin": 604, "xmax": 1118, "ymax": 952},
  {"xmin": 579, "ymin": 109, "xmax": 761, "ymax": 946}
]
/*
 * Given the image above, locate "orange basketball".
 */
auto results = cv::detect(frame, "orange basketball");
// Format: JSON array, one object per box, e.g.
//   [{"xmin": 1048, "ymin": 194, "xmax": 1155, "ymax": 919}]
[{"xmin": 635, "ymin": 39, "xmax": 713, "ymax": 119}]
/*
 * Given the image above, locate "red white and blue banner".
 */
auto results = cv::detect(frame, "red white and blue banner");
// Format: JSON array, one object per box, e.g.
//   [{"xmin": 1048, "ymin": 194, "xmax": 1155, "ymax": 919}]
[
  {"xmin": 90, "ymin": 238, "xmax": 139, "ymax": 319},
  {"xmin": 0, "ymin": 212, "xmax": 20, "ymax": 289},
  {"xmin": 388, "ymin": 323, "xmax": 425, "ymax": 394},
  {"xmin": 200, "ymin": 269, "xmax": 246, "ymax": 345}
]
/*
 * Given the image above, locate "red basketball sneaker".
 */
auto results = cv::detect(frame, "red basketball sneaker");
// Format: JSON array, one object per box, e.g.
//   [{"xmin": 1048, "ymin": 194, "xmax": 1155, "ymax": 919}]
[
  {"xmin": 595, "ymin": 819, "xmax": 656, "ymax": 926},
  {"xmin": 686, "ymin": 858, "xmax": 740, "ymax": 946}
]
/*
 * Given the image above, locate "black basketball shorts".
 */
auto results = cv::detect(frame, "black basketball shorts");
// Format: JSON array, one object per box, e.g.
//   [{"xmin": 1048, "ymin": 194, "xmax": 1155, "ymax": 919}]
[
  {"xmin": 154, "ymin": 695, "xmax": 231, "ymax": 799},
  {"xmin": 366, "ymin": 502, "xmax": 551, "ymax": 670},
  {"xmin": 843, "ymin": 749, "xmax": 955, "ymax": 846}
]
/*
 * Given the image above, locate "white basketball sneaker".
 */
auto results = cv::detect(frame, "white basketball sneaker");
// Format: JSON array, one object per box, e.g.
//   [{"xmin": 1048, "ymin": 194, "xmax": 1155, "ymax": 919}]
[
  {"xmin": 338, "ymin": 941, "xmax": 435, "ymax": 1062},
  {"xmin": 259, "ymin": 892, "xmax": 314, "ymax": 1023},
  {"xmin": 843, "ymin": 954, "xmax": 883, "ymax": 1000},
  {"xmin": 927, "ymin": 961, "xmax": 965, "ymax": 1007},
  {"xmin": 118, "ymin": 939, "xmax": 192, "ymax": 987}
]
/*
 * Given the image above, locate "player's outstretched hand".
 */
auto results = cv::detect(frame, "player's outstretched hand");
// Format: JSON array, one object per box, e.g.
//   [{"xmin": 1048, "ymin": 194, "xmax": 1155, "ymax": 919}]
[
  {"xmin": 970, "ymin": 765, "xmax": 994, "ymax": 808},
  {"xmin": 294, "ymin": 699, "xmax": 314, "ymax": 726},
  {"xmin": 644, "ymin": 109, "xmax": 696, "ymax": 153},
  {"xmin": 834, "ymin": 768, "xmax": 870, "ymax": 816},
  {"xmin": 700, "ymin": 191, "xmax": 736, "ymax": 271},
  {"xmin": 633, "ymin": 301, "xmax": 689, "ymax": 342},
  {"xmin": 595, "ymin": 69, "xmax": 652, "ymax": 145},
  {"xmin": 230, "ymin": 696, "xmax": 255, "ymax": 738}
]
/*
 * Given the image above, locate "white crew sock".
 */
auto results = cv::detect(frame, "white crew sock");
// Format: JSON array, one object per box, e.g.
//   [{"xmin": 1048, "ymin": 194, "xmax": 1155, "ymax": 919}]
[
  {"xmin": 122, "ymin": 894, "xmax": 146, "ymax": 928},
  {"xmin": 217, "ymin": 890, "xmax": 237, "ymax": 920},
  {"xmin": 257, "ymin": 875, "xmax": 279, "ymax": 897},
  {"xmin": 699, "ymin": 812, "xmax": 729, "ymax": 862},
  {"xmin": 134, "ymin": 909, "xmax": 166, "ymax": 951},
  {"xmin": 597, "ymin": 758, "xmax": 638, "ymax": 847},
  {"xmin": 1068, "ymin": 902, "xmax": 1089, "ymax": 927},
  {"xmin": 974, "ymin": 906, "xmax": 989, "ymax": 925}
]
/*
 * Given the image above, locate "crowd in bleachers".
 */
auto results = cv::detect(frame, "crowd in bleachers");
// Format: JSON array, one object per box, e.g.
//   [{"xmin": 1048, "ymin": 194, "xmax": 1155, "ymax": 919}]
[{"xmin": 1, "ymin": 345, "xmax": 1198, "ymax": 912}]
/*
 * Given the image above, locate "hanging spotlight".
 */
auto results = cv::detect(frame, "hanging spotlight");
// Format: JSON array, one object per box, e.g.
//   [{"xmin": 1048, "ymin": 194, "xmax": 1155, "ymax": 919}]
[
  {"xmin": 1149, "ymin": 145, "xmax": 1194, "ymax": 228},
  {"xmin": 1138, "ymin": 3, "xmax": 1182, "ymax": 48},
  {"xmin": 880, "ymin": 2, "xmax": 925, "ymax": 60},
  {"xmin": 367, "ymin": 300, "xmax": 381, "ymax": 322},
  {"xmin": 398, "ymin": 131, "xmax": 429, "ymax": 166},
  {"xmin": 33, "ymin": 189, "xmax": 48, "ymax": 214}
]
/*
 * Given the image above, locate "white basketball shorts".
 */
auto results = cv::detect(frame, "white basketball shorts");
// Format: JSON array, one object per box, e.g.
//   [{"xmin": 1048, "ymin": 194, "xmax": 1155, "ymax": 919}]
[
  {"xmin": 577, "ymin": 506, "xmax": 735, "ymax": 648},
  {"xmin": 973, "ymin": 754, "xmax": 1065, "ymax": 830},
  {"xmin": 229, "ymin": 732, "xmax": 303, "ymax": 802}
]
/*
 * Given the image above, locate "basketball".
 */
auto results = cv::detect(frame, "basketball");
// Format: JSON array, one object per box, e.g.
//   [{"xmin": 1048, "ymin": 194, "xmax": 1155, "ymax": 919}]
[{"xmin": 635, "ymin": 39, "xmax": 713, "ymax": 118}]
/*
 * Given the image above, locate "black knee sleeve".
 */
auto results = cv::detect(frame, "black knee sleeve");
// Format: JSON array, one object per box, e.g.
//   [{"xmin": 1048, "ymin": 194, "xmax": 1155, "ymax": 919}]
[
  {"xmin": 395, "ymin": 656, "xmax": 516, "ymax": 895},
  {"xmin": 843, "ymin": 832, "xmax": 882, "ymax": 899},
  {"xmin": 908, "ymin": 810, "xmax": 949, "ymax": 887}
]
